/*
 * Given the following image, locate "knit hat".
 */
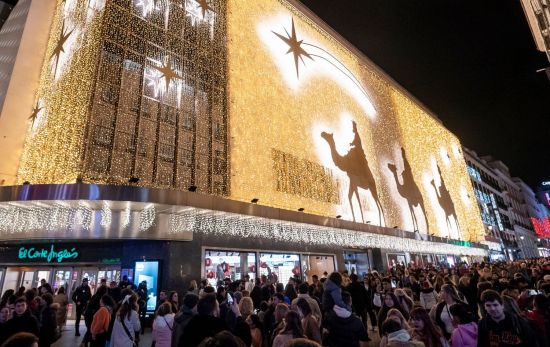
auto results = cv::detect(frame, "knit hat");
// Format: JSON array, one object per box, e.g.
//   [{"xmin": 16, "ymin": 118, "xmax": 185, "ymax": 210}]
[{"xmin": 183, "ymin": 293, "xmax": 199, "ymax": 309}]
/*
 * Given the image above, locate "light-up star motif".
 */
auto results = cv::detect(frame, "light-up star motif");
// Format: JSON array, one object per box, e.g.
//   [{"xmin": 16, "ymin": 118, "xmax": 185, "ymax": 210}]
[
  {"xmin": 51, "ymin": 20, "xmax": 73, "ymax": 73},
  {"xmin": 28, "ymin": 102, "xmax": 43, "ymax": 126},
  {"xmin": 153, "ymin": 58, "xmax": 181, "ymax": 91},
  {"xmin": 272, "ymin": 18, "xmax": 313, "ymax": 78}
]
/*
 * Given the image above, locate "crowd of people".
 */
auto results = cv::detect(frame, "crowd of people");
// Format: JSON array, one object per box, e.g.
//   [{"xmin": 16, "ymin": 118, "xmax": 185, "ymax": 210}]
[{"xmin": 0, "ymin": 258, "xmax": 550, "ymax": 347}]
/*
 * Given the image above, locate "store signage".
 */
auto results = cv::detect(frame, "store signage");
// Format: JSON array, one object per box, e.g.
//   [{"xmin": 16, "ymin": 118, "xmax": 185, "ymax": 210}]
[
  {"xmin": 18, "ymin": 245, "xmax": 79, "ymax": 263},
  {"xmin": 542, "ymin": 181, "xmax": 550, "ymax": 186}
]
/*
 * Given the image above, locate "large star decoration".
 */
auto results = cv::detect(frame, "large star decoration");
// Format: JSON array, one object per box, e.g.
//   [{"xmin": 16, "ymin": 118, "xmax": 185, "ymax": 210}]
[
  {"xmin": 153, "ymin": 58, "xmax": 181, "ymax": 91},
  {"xmin": 272, "ymin": 18, "xmax": 313, "ymax": 78},
  {"xmin": 28, "ymin": 102, "xmax": 43, "ymax": 126},
  {"xmin": 51, "ymin": 20, "xmax": 73, "ymax": 73},
  {"xmin": 195, "ymin": 0, "xmax": 213, "ymax": 18}
]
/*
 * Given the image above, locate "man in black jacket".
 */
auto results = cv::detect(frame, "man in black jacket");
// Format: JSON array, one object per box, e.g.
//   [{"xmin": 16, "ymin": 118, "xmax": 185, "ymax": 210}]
[
  {"xmin": 180, "ymin": 294, "xmax": 228, "ymax": 347},
  {"xmin": 347, "ymin": 274, "xmax": 371, "ymax": 335},
  {"xmin": 324, "ymin": 291, "xmax": 370, "ymax": 347},
  {"xmin": 172, "ymin": 293, "xmax": 199, "ymax": 347},
  {"xmin": 477, "ymin": 289, "xmax": 537, "ymax": 347},
  {"xmin": 2, "ymin": 297, "xmax": 39, "ymax": 343},
  {"xmin": 71, "ymin": 277, "xmax": 91, "ymax": 336}
]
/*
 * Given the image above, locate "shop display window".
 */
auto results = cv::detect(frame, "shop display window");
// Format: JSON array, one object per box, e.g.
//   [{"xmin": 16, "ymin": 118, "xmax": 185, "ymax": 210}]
[
  {"xmin": 343, "ymin": 251, "xmax": 372, "ymax": 278},
  {"xmin": 204, "ymin": 250, "xmax": 256, "ymax": 287},
  {"xmin": 303, "ymin": 255, "xmax": 335, "ymax": 282},
  {"xmin": 409, "ymin": 253, "xmax": 423, "ymax": 267},
  {"xmin": 386, "ymin": 253, "xmax": 406, "ymax": 268},
  {"xmin": 259, "ymin": 253, "xmax": 300, "ymax": 283}
]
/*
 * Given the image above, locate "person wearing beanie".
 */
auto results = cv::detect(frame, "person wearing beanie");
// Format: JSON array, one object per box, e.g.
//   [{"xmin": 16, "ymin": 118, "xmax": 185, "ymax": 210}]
[{"xmin": 171, "ymin": 293, "xmax": 199, "ymax": 347}]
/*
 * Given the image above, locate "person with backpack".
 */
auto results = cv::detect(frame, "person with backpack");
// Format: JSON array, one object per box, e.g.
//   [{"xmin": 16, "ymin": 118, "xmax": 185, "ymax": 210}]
[{"xmin": 477, "ymin": 289, "xmax": 537, "ymax": 347}]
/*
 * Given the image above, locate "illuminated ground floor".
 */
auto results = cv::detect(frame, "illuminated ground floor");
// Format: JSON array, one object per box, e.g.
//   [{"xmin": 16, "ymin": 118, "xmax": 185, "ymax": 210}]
[{"xmin": 0, "ymin": 184, "xmax": 488, "ymax": 309}]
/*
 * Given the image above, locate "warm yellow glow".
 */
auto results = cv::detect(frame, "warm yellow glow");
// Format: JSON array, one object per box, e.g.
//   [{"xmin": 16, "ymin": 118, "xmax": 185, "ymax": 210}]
[{"xmin": 227, "ymin": 0, "xmax": 485, "ymax": 241}]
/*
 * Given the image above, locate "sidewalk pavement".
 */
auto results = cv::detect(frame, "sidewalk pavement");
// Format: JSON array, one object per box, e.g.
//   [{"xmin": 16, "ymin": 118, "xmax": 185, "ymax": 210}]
[{"xmin": 52, "ymin": 320, "xmax": 152, "ymax": 347}]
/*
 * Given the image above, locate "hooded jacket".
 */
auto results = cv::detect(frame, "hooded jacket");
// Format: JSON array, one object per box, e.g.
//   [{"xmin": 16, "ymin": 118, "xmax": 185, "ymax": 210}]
[
  {"xmin": 420, "ymin": 288, "xmax": 438, "ymax": 310},
  {"xmin": 386, "ymin": 329, "xmax": 425, "ymax": 347},
  {"xmin": 451, "ymin": 322, "xmax": 477, "ymax": 347},
  {"xmin": 324, "ymin": 305, "xmax": 369, "ymax": 347},
  {"xmin": 322, "ymin": 278, "xmax": 351, "ymax": 313}
]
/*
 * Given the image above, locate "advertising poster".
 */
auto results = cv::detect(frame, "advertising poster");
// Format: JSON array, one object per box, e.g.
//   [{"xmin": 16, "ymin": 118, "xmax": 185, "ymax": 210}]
[{"xmin": 134, "ymin": 261, "xmax": 159, "ymax": 313}]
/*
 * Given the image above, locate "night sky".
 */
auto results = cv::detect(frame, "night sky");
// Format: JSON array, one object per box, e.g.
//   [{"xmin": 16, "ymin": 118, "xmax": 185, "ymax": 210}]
[{"xmin": 300, "ymin": 0, "xmax": 550, "ymax": 189}]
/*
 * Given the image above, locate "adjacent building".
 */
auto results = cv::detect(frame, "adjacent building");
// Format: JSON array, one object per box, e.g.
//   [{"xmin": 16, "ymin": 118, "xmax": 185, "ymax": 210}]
[
  {"xmin": 464, "ymin": 147, "xmax": 542, "ymax": 259},
  {"xmin": 520, "ymin": 0, "xmax": 550, "ymax": 62},
  {"xmin": 0, "ymin": 0, "xmax": 488, "ymax": 313},
  {"xmin": 463, "ymin": 148, "xmax": 508, "ymax": 260}
]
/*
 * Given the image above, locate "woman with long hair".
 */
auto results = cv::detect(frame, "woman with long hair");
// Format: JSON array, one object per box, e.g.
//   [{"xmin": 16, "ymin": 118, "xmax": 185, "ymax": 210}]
[
  {"xmin": 168, "ymin": 291, "xmax": 179, "ymax": 314},
  {"xmin": 152, "ymin": 302, "xmax": 174, "ymax": 347},
  {"xmin": 296, "ymin": 298, "xmax": 321, "ymax": 344},
  {"xmin": 430, "ymin": 283, "xmax": 464, "ymax": 340},
  {"xmin": 272, "ymin": 311, "xmax": 305, "ymax": 347},
  {"xmin": 110, "ymin": 294, "xmax": 141, "ymax": 347},
  {"xmin": 410, "ymin": 307, "xmax": 448, "ymax": 347},
  {"xmin": 91, "ymin": 294, "xmax": 116, "ymax": 347},
  {"xmin": 377, "ymin": 292, "xmax": 410, "ymax": 335}
]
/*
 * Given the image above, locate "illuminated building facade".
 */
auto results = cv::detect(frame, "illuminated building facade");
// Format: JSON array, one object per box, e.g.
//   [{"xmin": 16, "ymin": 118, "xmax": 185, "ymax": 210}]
[
  {"xmin": 515, "ymin": 178, "xmax": 550, "ymax": 257},
  {"xmin": 463, "ymin": 147, "xmax": 507, "ymax": 260},
  {"xmin": 0, "ymin": 0, "xmax": 488, "ymax": 302}
]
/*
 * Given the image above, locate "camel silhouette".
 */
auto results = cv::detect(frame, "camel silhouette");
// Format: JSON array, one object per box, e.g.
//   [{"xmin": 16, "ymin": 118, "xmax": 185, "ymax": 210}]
[
  {"xmin": 430, "ymin": 164, "xmax": 461, "ymax": 238},
  {"xmin": 320, "ymin": 121, "xmax": 385, "ymax": 225},
  {"xmin": 387, "ymin": 147, "xmax": 429, "ymax": 233}
]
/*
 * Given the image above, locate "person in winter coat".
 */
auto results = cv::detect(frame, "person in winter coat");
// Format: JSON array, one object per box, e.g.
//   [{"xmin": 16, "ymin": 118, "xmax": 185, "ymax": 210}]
[
  {"xmin": 347, "ymin": 274, "xmax": 370, "ymax": 328},
  {"xmin": 420, "ymin": 281, "xmax": 438, "ymax": 311},
  {"xmin": 296, "ymin": 298, "xmax": 321, "ymax": 344},
  {"xmin": 38, "ymin": 294, "xmax": 58, "ymax": 347},
  {"xmin": 382, "ymin": 319, "xmax": 425, "ymax": 347},
  {"xmin": 430, "ymin": 284, "xmax": 464, "ymax": 340},
  {"xmin": 53, "ymin": 287, "xmax": 68, "ymax": 333},
  {"xmin": 152, "ymin": 302, "xmax": 175, "ymax": 347},
  {"xmin": 449, "ymin": 303, "xmax": 477, "ymax": 347},
  {"xmin": 179, "ymin": 294, "xmax": 229, "ymax": 347},
  {"xmin": 291, "ymin": 282, "xmax": 322, "ymax": 327},
  {"xmin": 91, "ymin": 294, "xmax": 116, "ymax": 347},
  {"xmin": 3, "ymin": 297, "xmax": 39, "ymax": 342},
  {"xmin": 110, "ymin": 294, "xmax": 141, "ymax": 347},
  {"xmin": 324, "ymin": 291, "xmax": 370, "ymax": 347},
  {"xmin": 322, "ymin": 272, "xmax": 351, "ymax": 313},
  {"xmin": 172, "ymin": 293, "xmax": 199, "ymax": 347},
  {"xmin": 379, "ymin": 309, "xmax": 412, "ymax": 347},
  {"xmin": 272, "ymin": 311, "xmax": 305, "ymax": 347},
  {"xmin": 72, "ymin": 278, "xmax": 91, "ymax": 336}
]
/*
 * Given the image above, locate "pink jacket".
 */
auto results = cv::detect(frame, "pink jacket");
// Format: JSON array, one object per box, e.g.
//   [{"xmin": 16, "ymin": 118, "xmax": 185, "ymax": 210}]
[
  {"xmin": 152, "ymin": 314, "xmax": 174, "ymax": 347},
  {"xmin": 451, "ymin": 322, "xmax": 477, "ymax": 347}
]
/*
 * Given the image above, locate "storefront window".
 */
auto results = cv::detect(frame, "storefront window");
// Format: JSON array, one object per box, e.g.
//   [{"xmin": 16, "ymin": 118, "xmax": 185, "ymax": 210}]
[
  {"xmin": 303, "ymin": 255, "xmax": 335, "ymax": 282},
  {"xmin": 421, "ymin": 254, "xmax": 434, "ymax": 265},
  {"xmin": 386, "ymin": 253, "xmax": 406, "ymax": 268},
  {"xmin": 343, "ymin": 251, "xmax": 371, "ymax": 278},
  {"xmin": 409, "ymin": 253, "xmax": 423, "ymax": 267},
  {"xmin": 204, "ymin": 250, "xmax": 256, "ymax": 287},
  {"xmin": 259, "ymin": 253, "xmax": 300, "ymax": 283}
]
